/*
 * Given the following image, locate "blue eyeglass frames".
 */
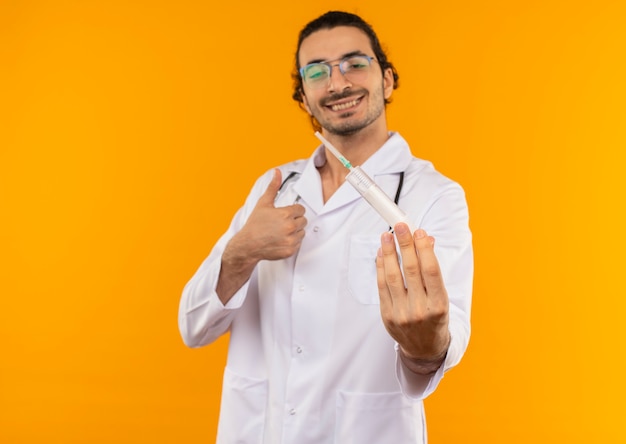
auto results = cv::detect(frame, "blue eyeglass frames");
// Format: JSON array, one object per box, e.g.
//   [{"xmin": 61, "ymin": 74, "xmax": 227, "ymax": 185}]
[{"xmin": 299, "ymin": 55, "xmax": 377, "ymax": 89}]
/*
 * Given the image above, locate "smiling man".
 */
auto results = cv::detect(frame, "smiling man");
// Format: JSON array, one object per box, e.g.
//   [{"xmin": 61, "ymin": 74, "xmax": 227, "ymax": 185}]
[{"xmin": 179, "ymin": 11, "xmax": 473, "ymax": 444}]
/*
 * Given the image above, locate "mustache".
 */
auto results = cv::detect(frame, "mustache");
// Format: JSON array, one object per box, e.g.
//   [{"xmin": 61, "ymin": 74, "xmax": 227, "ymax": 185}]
[{"xmin": 321, "ymin": 89, "xmax": 366, "ymax": 107}]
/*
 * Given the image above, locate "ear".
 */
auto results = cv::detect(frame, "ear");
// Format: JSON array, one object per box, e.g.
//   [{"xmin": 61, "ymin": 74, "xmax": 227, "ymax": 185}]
[
  {"xmin": 300, "ymin": 90, "xmax": 313, "ymax": 115},
  {"xmin": 382, "ymin": 67, "xmax": 394, "ymax": 100}
]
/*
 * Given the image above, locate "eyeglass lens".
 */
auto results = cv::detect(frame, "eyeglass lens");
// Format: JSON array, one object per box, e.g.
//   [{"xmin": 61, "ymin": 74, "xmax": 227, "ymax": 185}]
[{"xmin": 302, "ymin": 55, "xmax": 372, "ymax": 88}]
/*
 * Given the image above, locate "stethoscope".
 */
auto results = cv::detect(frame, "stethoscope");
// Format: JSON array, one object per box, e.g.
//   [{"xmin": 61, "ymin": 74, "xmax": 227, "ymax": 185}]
[{"xmin": 277, "ymin": 170, "xmax": 405, "ymax": 209}]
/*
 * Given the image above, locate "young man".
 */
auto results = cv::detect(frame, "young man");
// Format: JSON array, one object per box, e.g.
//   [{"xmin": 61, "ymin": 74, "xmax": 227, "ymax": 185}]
[{"xmin": 179, "ymin": 11, "xmax": 473, "ymax": 444}]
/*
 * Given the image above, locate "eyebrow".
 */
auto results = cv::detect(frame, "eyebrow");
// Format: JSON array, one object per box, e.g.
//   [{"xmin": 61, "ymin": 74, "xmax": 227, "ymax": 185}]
[{"xmin": 304, "ymin": 50, "xmax": 367, "ymax": 66}]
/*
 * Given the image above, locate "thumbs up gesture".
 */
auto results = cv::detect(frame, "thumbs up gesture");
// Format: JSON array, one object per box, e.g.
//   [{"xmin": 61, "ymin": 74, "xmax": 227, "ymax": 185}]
[
  {"xmin": 216, "ymin": 169, "xmax": 307, "ymax": 304},
  {"xmin": 239, "ymin": 169, "xmax": 307, "ymax": 261}
]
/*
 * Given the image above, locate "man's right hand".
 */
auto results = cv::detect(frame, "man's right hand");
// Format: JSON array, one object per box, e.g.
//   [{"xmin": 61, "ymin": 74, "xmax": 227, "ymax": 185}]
[
  {"xmin": 237, "ymin": 168, "xmax": 307, "ymax": 261},
  {"xmin": 216, "ymin": 169, "xmax": 307, "ymax": 304}
]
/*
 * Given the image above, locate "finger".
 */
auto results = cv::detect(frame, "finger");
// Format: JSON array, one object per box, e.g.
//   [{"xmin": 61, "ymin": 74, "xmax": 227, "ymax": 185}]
[
  {"xmin": 380, "ymin": 231, "xmax": 406, "ymax": 296},
  {"xmin": 413, "ymin": 229, "xmax": 446, "ymax": 301},
  {"xmin": 288, "ymin": 203, "xmax": 306, "ymax": 218},
  {"xmin": 292, "ymin": 213, "xmax": 308, "ymax": 232},
  {"xmin": 256, "ymin": 169, "xmax": 282, "ymax": 207},
  {"xmin": 275, "ymin": 204, "xmax": 306, "ymax": 229},
  {"xmin": 376, "ymin": 247, "xmax": 396, "ymax": 323},
  {"xmin": 393, "ymin": 223, "xmax": 423, "ymax": 292}
]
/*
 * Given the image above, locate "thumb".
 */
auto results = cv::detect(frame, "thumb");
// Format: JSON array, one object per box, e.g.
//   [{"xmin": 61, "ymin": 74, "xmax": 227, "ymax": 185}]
[{"xmin": 257, "ymin": 168, "xmax": 282, "ymax": 207}]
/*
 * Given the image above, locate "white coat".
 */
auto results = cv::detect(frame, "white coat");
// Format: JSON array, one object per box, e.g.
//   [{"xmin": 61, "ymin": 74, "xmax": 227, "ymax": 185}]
[{"xmin": 179, "ymin": 132, "xmax": 473, "ymax": 444}]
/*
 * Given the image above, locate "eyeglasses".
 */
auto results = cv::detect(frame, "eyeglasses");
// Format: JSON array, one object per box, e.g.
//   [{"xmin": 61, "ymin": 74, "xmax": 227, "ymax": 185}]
[{"xmin": 299, "ymin": 55, "xmax": 376, "ymax": 89}]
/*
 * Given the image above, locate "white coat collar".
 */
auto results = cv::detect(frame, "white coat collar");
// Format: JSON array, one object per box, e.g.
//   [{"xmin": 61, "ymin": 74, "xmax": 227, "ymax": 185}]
[{"xmin": 293, "ymin": 132, "xmax": 413, "ymax": 215}]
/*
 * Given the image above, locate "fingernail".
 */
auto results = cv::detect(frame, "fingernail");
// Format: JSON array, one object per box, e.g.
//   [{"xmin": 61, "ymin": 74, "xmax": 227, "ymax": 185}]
[
  {"xmin": 382, "ymin": 232, "xmax": 394, "ymax": 244},
  {"xmin": 377, "ymin": 247, "xmax": 383, "ymax": 257},
  {"xmin": 415, "ymin": 229, "xmax": 426, "ymax": 239},
  {"xmin": 429, "ymin": 236, "xmax": 435, "ymax": 246},
  {"xmin": 395, "ymin": 223, "xmax": 408, "ymax": 235}
]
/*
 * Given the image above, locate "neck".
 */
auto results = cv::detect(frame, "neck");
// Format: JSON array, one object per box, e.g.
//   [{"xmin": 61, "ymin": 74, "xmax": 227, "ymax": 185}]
[
  {"xmin": 316, "ymin": 122, "xmax": 390, "ymax": 202},
  {"xmin": 322, "ymin": 122, "xmax": 389, "ymax": 169}
]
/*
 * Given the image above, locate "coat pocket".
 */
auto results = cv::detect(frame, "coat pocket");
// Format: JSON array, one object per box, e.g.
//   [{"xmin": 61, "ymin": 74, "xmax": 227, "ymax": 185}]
[
  {"xmin": 216, "ymin": 367, "xmax": 268, "ymax": 444},
  {"xmin": 335, "ymin": 391, "xmax": 423, "ymax": 444},
  {"xmin": 347, "ymin": 236, "xmax": 381, "ymax": 305}
]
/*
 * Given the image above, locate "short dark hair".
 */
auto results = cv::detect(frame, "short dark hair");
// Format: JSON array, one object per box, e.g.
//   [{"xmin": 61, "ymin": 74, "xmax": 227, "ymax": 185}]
[{"xmin": 291, "ymin": 11, "xmax": 400, "ymax": 107}]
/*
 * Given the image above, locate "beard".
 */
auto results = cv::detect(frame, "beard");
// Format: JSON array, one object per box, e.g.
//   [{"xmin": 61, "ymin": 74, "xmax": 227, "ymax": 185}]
[{"xmin": 311, "ymin": 84, "xmax": 386, "ymax": 136}]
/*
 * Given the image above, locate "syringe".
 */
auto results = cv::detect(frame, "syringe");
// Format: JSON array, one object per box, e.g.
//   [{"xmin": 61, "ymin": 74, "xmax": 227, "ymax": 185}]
[{"xmin": 314, "ymin": 132, "xmax": 414, "ymax": 233}]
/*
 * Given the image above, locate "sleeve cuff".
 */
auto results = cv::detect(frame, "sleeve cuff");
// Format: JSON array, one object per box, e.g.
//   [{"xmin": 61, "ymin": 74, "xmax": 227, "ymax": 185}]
[{"xmin": 394, "ymin": 343, "xmax": 447, "ymax": 400}]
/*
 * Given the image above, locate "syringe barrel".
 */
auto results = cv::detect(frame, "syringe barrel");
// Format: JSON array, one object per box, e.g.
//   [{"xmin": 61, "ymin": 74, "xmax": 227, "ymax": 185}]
[{"xmin": 346, "ymin": 166, "xmax": 414, "ymax": 233}]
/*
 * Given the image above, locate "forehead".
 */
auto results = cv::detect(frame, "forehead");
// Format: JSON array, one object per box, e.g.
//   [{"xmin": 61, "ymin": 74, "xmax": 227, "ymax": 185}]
[{"xmin": 298, "ymin": 26, "xmax": 373, "ymax": 65}]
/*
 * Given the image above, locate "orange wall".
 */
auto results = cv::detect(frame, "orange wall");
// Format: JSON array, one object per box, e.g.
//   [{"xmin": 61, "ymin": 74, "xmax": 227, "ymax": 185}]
[{"xmin": 1, "ymin": 1, "xmax": 625, "ymax": 443}]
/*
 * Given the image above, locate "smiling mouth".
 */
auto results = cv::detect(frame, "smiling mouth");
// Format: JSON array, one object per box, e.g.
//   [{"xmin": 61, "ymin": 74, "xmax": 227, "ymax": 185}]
[{"xmin": 329, "ymin": 98, "xmax": 361, "ymax": 111}]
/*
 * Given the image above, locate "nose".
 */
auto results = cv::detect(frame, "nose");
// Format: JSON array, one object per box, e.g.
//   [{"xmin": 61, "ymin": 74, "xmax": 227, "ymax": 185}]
[{"xmin": 327, "ymin": 64, "xmax": 352, "ymax": 93}]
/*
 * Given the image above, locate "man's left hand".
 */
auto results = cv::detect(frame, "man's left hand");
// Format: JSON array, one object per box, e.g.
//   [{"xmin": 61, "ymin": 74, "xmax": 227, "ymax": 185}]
[{"xmin": 376, "ymin": 223, "xmax": 450, "ymax": 373}]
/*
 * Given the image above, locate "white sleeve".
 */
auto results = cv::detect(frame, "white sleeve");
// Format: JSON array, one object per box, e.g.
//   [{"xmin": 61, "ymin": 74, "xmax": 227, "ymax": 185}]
[
  {"xmin": 396, "ymin": 181, "xmax": 474, "ymax": 399},
  {"xmin": 177, "ymin": 170, "xmax": 274, "ymax": 348}
]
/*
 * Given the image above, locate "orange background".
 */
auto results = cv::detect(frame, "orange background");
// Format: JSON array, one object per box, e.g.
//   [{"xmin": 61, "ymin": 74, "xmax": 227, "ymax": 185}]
[{"xmin": 1, "ymin": 0, "xmax": 625, "ymax": 443}]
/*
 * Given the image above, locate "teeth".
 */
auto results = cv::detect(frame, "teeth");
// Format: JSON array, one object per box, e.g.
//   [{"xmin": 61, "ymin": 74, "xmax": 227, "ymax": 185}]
[{"xmin": 331, "ymin": 99, "xmax": 360, "ymax": 111}]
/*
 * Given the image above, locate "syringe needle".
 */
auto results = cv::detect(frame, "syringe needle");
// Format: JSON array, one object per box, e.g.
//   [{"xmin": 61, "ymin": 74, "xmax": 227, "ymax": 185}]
[{"xmin": 314, "ymin": 131, "xmax": 353, "ymax": 170}]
